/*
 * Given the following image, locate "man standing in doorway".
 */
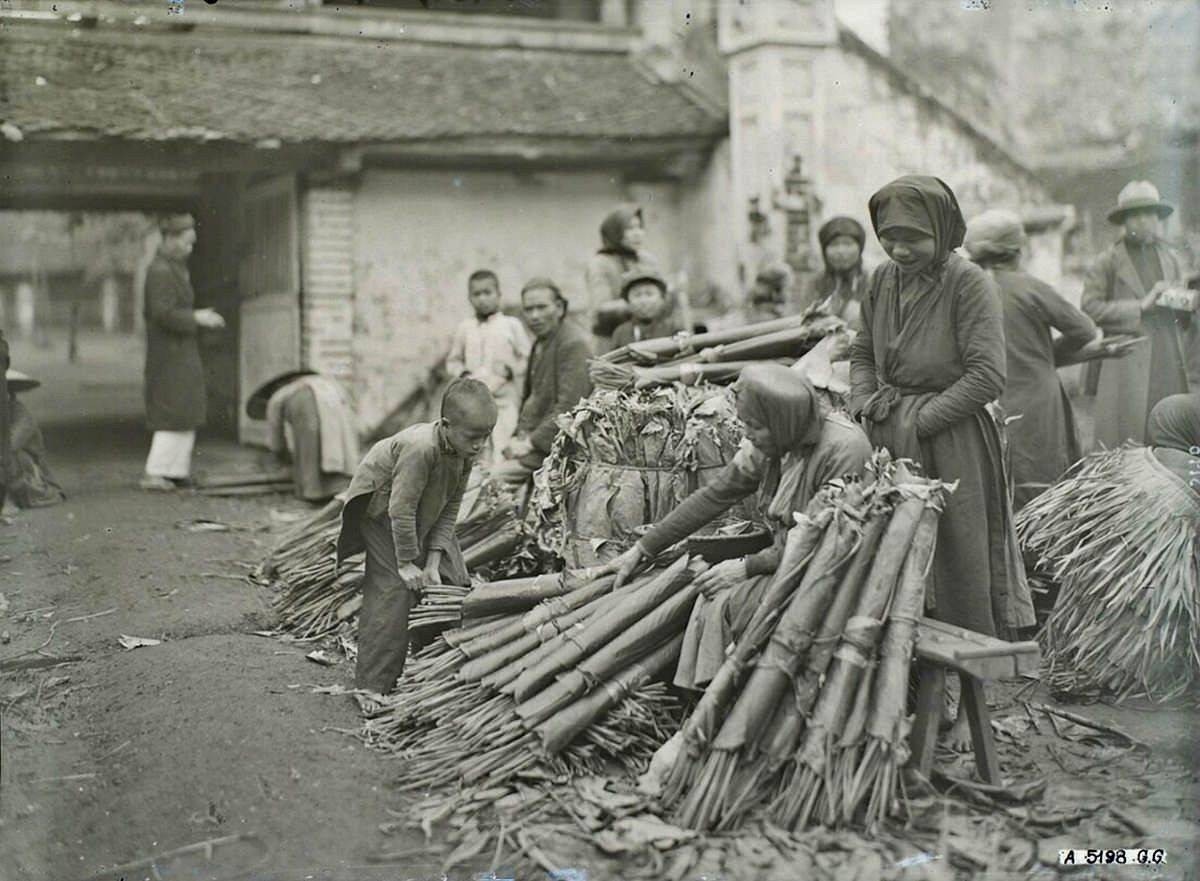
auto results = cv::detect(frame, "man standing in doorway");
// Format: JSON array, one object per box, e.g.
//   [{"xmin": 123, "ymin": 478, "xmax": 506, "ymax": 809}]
[
  {"xmin": 494, "ymin": 278, "xmax": 592, "ymax": 488},
  {"xmin": 140, "ymin": 213, "xmax": 225, "ymax": 491}
]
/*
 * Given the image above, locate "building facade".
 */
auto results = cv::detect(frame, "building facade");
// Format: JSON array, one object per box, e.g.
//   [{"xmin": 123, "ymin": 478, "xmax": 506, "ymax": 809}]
[{"xmin": 0, "ymin": 0, "xmax": 1068, "ymax": 442}]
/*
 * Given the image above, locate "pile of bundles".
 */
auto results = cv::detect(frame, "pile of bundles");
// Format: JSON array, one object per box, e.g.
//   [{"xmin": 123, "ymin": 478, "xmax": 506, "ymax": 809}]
[
  {"xmin": 362, "ymin": 454, "xmax": 950, "ymax": 843},
  {"xmin": 591, "ymin": 310, "xmax": 846, "ymax": 392},
  {"xmin": 659, "ymin": 457, "xmax": 951, "ymax": 833},
  {"xmin": 361, "ymin": 559, "xmax": 702, "ymax": 793},
  {"xmin": 527, "ymin": 385, "xmax": 748, "ymax": 568},
  {"xmin": 1016, "ymin": 445, "xmax": 1200, "ymax": 702},
  {"xmin": 260, "ymin": 472, "xmax": 524, "ymax": 639}
]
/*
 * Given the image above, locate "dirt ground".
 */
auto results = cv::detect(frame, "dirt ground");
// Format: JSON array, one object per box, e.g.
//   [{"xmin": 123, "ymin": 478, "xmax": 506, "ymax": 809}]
[{"xmin": 0, "ymin": 333, "xmax": 1197, "ymax": 881}]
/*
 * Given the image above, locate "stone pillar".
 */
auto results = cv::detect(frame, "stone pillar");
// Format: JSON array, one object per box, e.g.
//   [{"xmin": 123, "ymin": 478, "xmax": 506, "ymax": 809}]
[
  {"xmin": 718, "ymin": 0, "xmax": 836, "ymax": 288},
  {"xmin": 599, "ymin": 0, "xmax": 628, "ymax": 27},
  {"xmin": 100, "ymin": 275, "xmax": 120, "ymax": 333},
  {"xmin": 15, "ymin": 281, "xmax": 35, "ymax": 338}
]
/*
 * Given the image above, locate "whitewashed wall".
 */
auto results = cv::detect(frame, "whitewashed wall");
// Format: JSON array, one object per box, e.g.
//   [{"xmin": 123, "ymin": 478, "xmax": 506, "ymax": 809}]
[{"xmin": 350, "ymin": 168, "xmax": 687, "ymax": 429}]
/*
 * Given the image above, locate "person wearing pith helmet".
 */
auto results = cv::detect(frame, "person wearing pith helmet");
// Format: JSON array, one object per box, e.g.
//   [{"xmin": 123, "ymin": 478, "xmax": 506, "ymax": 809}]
[{"xmin": 1081, "ymin": 181, "xmax": 1197, "ymax": 448}]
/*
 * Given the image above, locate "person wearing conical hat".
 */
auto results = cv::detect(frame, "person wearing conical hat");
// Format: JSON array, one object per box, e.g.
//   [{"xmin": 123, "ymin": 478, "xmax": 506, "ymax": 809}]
[{"xmin": 1082, "ymin": 181, "xmax": 1196, "ymax": 448}]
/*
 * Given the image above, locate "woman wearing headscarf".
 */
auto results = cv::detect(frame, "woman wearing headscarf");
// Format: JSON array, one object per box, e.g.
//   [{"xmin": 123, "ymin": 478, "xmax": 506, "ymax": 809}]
[
  {"xmin": 963, "ymin": 209, "xmax": 1100, "ymax": 510},
  {"xmin": 584, "ymin": 205, "xmax": 661, "ymax": 349},
  {"xmin": 799, "ymin": 216, "xmax": 869, "ymax": 330},
  {"xmin": 850, "ymin": 176, "xmax": 1035, "ymax": 748},
  {"xmin": 1146, "ymin": 393, "xmax": 1200, "ymax": 490},
  {"xmin": 600, "ymin": 364, "xmax": 872, "ymax": 688}
]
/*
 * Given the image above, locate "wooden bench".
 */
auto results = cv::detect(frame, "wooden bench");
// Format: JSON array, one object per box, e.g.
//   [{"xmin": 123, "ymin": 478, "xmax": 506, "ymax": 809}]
[{"xmin": 908, "ymin": 617, "xmax": 1041, "ymax": 784}]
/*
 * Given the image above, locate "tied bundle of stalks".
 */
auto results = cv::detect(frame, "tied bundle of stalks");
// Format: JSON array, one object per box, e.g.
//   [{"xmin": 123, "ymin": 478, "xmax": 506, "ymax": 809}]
[
  {"xmin": 1016, "ymin": 445, "xmax": 1200, "ymax": 702},
  {"xmin": 776, "ymin": 477, "xmax": 951, "ymax": 831},
  {"xmin": 363, "ymin": 556, "xmax": 706, "ymax": 797},
  {"xmin": 659, "ymin": 457, "xmax": 954, "ymax": 833},
  {"xmin": 528, "ymin": 385, "xmax": 747, "ymax": 569},
  {"xmin": 600, "ymin": 311, "xmax": 838, "ymax": 367}
]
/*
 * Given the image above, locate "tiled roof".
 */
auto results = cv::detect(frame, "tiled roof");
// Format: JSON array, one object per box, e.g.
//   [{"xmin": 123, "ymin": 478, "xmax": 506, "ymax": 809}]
[{"xmin": 0, "ymin": 23, "xmax": 726, "ymax": 145}]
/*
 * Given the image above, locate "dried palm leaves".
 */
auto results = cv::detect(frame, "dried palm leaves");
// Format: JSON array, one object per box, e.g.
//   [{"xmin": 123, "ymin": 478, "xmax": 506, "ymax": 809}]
[{"xmin": 1016, "ymin": 445, "xmax": 1200, "ymax": 702}]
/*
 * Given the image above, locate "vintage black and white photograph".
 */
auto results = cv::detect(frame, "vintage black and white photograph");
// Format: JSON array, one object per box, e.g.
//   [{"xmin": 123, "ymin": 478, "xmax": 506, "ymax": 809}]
[{"xmin": 0, "ymin": 0, "xmax": 1197, "ymax": 878}]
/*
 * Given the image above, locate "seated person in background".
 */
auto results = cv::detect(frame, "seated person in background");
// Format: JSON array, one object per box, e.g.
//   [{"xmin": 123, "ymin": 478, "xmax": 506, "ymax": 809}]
[
  {"xmin": 445, "ymin": 269, "xmax": 532, "ymax": 468},
  {"xmin": 606, "ymin": 268, "xmax": 682, "ymax": 353},
  {"xmin": 707, "ymin": 263, "xmax": 794, "ymax": 333},
  {"xmin": 5, "ymin": 369, "xmax": 65, "ymax": 510},
  {"xmin": 495, "ymin": 278, "xmax": 593, "ymax": 488},
  {"xmin": 250, "ymin": 370, "xmax": 360, "ymax": 503},
  {"xmin": 1146, "ymin": 393, "xmax": 1200, "ymax": 491},
  {"xmin": 337, "ymin": 378, "xmax": 497, "ymax": 699}
]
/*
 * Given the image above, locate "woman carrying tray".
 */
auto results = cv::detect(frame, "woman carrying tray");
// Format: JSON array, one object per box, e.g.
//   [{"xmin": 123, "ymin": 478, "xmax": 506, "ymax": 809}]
[{"xmin": 600, "ymin": 364, "xmax": 871, "ymax": 689}]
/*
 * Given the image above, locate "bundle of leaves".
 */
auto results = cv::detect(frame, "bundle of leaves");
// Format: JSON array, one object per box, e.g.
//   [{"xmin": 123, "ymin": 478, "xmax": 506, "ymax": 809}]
[{"xmin": 527, "ymin": 385, "xmax": 749, "ymax": 568}]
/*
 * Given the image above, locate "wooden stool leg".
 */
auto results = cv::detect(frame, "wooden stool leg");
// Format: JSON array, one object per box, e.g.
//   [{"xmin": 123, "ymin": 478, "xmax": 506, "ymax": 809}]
[
  {"xmin": 908, "ymin": 661, "xmax": 945, "ymax": 778},
  {"xmin": 958, "ymin": 673, "xmax": 1002, "ymax": 784}
]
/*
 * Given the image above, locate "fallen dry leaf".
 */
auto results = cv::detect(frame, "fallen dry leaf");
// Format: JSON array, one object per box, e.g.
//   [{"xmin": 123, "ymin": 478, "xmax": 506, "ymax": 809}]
[{"xmin": 118, "ymin": 635, "xmax": 162, "ymax": 650}]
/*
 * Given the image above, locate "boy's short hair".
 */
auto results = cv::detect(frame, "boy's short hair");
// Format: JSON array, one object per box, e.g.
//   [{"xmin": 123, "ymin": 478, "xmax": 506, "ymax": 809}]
[
  {"xmin": 441, "ymin": 376, "xmax": 497, "ymax": 423},
  {"xmin": 521, "ymin": 277, "xmax": 568, "ymax": 314},
  {"xmin": 468, "ymin": 269, "xmax": 499, "ymax": 291}
]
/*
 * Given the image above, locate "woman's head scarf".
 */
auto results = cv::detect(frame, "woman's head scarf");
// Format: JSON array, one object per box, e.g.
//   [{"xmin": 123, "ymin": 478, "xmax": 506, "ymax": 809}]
[
  {"xmin": 815, "ymin": 216, "xmax": 866, "ymax": 299},
  {"xmin": 735, "ymin": 364, "xmax": 823, "ymax": 452},
  {"xmin": 598, "ymin": 205, "xmax": 644, "ymax": 257},
  {"xmin": 964, "ymin": 209, "xmax": 1026, "ymax": 263},
  {"xmin": 868, "ymin": 175, "xmax": 966, "ymax": 265},
  {"xmin": 1147, "ymin": 394, "xmax": 1200, "ymax": 453}
]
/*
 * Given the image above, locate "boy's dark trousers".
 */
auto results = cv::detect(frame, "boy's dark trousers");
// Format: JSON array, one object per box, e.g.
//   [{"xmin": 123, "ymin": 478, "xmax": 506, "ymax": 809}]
[{"xmin": 355, "ymin": 513, "xmax": 467, "ymax": 695}]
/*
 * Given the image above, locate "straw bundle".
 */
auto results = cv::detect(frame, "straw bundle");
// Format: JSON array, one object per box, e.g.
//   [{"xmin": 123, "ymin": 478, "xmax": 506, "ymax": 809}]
[
  {"xmin": 527, "ymin": 385, "xmax": 747, "ymax": 569},
  {"xmin": 262, "ymin": 472, "xmax": 525, "ymax": 639},
  {"xmin": 1016, "ymin": 445, "xmax": 1200, "ymax": 702},
  {"xmin": 361, "ymin": 557, "xmax": 706, "ymax": 796},
  {"xmin": 654, "ymin": 457, "xmax": 953, "ymax": 832}
]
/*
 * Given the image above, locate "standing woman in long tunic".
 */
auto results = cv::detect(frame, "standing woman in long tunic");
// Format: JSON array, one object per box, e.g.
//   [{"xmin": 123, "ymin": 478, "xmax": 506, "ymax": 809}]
[
  {"xmin": 963, "ymin": 209, "xmax": 1100, "ymax": 509},
  {"xmin": 850, "ymin": 176, "xmax": 1035, "ymax": 748}
]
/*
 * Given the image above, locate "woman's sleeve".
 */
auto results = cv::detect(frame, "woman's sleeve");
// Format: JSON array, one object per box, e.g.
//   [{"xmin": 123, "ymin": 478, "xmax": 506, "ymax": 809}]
[
  {"xmin": 848, "ymin": 268, "xmax": 882, "ymax": 415},
  {"xmin": 914, "ymin": 268, "xmax": 1006, "ymax": 438},
  {"xmin": 1032, "ymin": 278, "xmax": 1097, "ymax": 350},
  {"xmin": 638, "ymin": 451, "xmax": 763, "ymax": 557}
]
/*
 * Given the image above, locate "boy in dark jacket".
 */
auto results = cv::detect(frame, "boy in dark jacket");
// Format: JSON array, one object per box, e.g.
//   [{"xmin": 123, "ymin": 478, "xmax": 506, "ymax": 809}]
[{"xmin": 337, "ymin": 378, "xmax": 496, "ymax": 698}]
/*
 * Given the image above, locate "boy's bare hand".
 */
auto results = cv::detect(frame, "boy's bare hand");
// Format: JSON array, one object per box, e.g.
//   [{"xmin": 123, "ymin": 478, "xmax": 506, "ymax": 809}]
[{"xmin": 398, "ymin": 562, "xmax": 425, "ymax": 596}]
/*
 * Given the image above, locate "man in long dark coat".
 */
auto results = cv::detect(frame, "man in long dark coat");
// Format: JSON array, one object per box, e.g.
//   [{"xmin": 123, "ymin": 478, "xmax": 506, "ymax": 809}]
[
  {"xmin": 140, "ymin": 214, "xmax": 225, "ymax": 490},
  {"xmin": 1083, "ymin": 181, "xmax": 1196, "ymax": 448}
]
